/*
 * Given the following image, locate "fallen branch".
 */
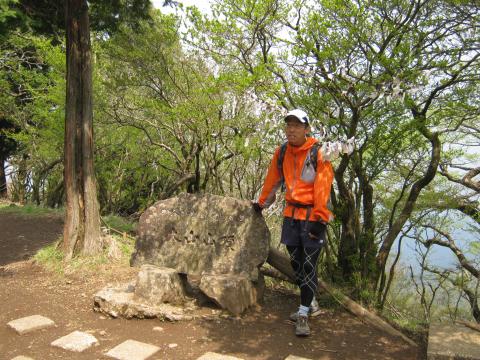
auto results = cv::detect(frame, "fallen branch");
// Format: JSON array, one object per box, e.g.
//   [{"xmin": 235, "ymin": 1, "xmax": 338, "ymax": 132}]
[
  {"xmin": 266, "ymin": 246, "xmax": 418, "ymax": 347},
  {"xmin": 456, "ymin": 320, "xmax": 480, "ymax": 333},
  {"xmin": 100, "ymin": 216, "xmax": 135, "ymax": 241},
  {"xmin": 260, "ymin": 266, "xmax": 292, "ymax": 283}
]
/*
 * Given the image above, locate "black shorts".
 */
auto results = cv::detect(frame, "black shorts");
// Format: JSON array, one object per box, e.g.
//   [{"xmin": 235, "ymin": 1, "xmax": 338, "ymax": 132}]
[{"xmin": 280, "ymin": 217, "xmax": 326, "ymax": 249}]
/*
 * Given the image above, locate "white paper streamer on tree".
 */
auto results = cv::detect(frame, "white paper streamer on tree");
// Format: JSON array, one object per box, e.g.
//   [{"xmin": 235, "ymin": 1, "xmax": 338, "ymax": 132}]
[{"xmin": 320, "ymin": 137, "xmax": 355, "ymax": 161}]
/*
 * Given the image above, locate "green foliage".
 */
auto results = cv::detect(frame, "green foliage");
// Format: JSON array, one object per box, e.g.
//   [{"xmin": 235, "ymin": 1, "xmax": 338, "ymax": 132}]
[
  {"xmin": 33, "ymin": 233, "xmax": 135, "ymax": 275},
  {"xmin": 117, "ymin": 236, "xmax": 135, "ymax": 258},
  {"xmin": 92, "ymin": 9, "xmax": 273, "ymax": 212},
  {"xmin": 0, "ymin": 202, "xmax": 63, "ymax": 216},
  {"xmin": 0, "ymin": 0, "xmax": 28, "ymax": 40},
  {"xmin": 2, "ymin": 0, "xmax": 152, "ymax": 40},
  {"xmin": 102, "ymin": 214, "xmax": 136, "ymax": 235},
  {"xmin": 33, "ymin": 241, "xmax": 64, "ymax": 274},
  {"xmin": 469, "ymin": 242, "xmax": 480, "ymax": 256},
  {"xmin": 0, "ymin": 31, "xmax": 65, "ymax": 204}
]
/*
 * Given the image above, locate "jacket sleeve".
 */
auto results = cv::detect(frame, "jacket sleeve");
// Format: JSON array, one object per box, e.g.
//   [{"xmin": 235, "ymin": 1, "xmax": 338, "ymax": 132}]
[
  {"xmin": 312, "ymin": 150, "xmax": 334, "ymax": 223},
  {"xmin": 258, "ymin": 147, "xmax": 283, "ymax": 208}
]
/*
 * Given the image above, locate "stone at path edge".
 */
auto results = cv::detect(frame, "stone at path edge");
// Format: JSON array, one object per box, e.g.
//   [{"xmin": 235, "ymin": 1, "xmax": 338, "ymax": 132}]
[
  {"xmin": 284, "ymin": 355, "xmax": 313, "ymax": 360},
  {"xmin": 427, "ymin": 323, "xmax": 480, "ymax": 360},
  {"xmin": 50, "ymin": 330, "xmax": 99, "ymax": 352},
  {"xmin": 199, "ymin": 273, "xmax": 261, "ymax": 315},
  {"xmin": 105, "ymin": 339, "xmax": 160, "ymax": 360},
  {"xmin": 7, "ymin": 315, "xmax": 55, "ymax": 335},
  {"xmin": 195, "ymin": 352, "xmax": 245, "ymax": 360},
  {"xmin": 134, "ymin": 265, "xmax": 187, "ymax": 305}
]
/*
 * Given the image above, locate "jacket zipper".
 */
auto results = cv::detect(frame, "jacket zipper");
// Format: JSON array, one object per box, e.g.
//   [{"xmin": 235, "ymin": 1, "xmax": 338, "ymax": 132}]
[{"xmin": 292, "ymin": 153, "xmax": 297, "ymax": 196}]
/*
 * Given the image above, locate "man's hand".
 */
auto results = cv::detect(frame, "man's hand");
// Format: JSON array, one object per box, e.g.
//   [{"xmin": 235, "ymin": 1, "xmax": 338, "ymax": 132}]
[
  {"xmin": 251, "ymin": 202, "xmax": 263, "ymax": 214},
  {"xmin": 308, "ymin": 221, "xmax": 326, "ymax": 240}
]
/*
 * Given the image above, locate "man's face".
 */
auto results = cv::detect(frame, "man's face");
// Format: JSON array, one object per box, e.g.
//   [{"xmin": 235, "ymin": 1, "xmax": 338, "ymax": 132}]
[{"xmin": 285, "ymin": 117, "xmax": 309, "ymax": 146}]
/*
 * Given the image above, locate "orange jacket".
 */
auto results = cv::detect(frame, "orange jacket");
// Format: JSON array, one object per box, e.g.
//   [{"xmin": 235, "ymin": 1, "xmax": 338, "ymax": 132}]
[{"xmin": 258, "ymin": 137, "xmax": 334, "ymax": 223}]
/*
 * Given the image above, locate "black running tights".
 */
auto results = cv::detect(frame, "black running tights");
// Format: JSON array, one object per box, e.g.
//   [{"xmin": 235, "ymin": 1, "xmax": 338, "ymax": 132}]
[{"xmin": 286, "ymin": 245, "xmax": 321, "ymax": 307}]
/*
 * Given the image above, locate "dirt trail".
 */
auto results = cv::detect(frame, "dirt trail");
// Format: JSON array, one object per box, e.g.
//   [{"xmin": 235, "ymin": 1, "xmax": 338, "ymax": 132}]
[
  {"xmin": 0, "ymin": 212, "xmax": 63, "ymax": 266},
  {"xmin": 0, "ymin": 212, "xmax": 424, "ymax": 359}
]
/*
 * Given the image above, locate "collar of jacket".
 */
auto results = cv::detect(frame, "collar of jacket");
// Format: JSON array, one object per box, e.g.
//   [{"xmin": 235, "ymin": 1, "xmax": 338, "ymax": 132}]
[{"xmin": 286, "ymin": 137, "xmax": 318, "ymax": 154}]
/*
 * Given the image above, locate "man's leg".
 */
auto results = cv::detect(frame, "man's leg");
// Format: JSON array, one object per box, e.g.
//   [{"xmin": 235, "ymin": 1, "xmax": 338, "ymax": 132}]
[
  {"xmin": 286, "ymin": 245, "xmax": 304, "ymax": 289},
  {"xmin": 286, "ymin": 244, "xmax": 310, "ymax": 337},
  {"xmin": 299, "ymin": 247, "xmax": 321, "ymax": 308},
  {"xmin": 295, "ymin": 246, "xmax": 321, "ymax": 336}
]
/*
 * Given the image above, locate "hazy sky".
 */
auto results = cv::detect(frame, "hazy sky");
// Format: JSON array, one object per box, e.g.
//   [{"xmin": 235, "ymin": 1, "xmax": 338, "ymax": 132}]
[{"xmin": 151, "ymin": 0, "xmax": 212, "ymax": 13}]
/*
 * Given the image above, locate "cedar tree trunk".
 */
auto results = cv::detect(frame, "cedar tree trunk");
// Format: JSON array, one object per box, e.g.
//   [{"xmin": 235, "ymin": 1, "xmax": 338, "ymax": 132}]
[
  {"xmin": 0, "ymin": 157, "xmax": 7, "ymax": 198},
  {"xmin": 63, "ymin": 0, "xmax": 102, "ymax": 260}
]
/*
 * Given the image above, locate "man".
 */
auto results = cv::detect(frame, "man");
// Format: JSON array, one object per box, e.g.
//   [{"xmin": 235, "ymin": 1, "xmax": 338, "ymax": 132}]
[{"xmin": 253, "ymin": 109, "xmax": 334, "ymax": 337}]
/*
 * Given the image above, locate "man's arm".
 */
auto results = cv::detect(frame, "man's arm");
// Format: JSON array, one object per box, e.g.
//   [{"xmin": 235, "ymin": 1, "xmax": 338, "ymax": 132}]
[
  {"xmin": 256, "ymin": 147, "xmax": 283, "ymax": 209},
  {"xmin": 312, "ymin": 150, "xmax": 334, "ymax": 223}
]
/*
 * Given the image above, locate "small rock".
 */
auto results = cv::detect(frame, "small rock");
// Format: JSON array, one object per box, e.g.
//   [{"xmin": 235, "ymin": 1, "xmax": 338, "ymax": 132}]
[
  {"xmin": 196, "ymin": 352, "xmax": 244, "ymax": 360},
  {"xmin": 7, "ymin": 315, "xmax": 55, "ymax": 335},
  {"xmin": 51, "ymin": 331, "xmax": 99, "ymax": 352},
  {"xmin": 99, "ymin": 330, "xmax": 107, "ymax": 336},
  {"xmin": 134, "ymin": 265, "xmax": 187, "ymax": 305},
  {"xmin": 105, "ymin": 339, "xmax": 160, "ymax": 360},
  {"xmin": 168, "ymin": 343, "xmax": 178, "ymax": 348},
  {"xmin": 153, "ymin": 326, "xmax": 164, "ymax": 332},
  {"xmin": 200, "ymin": 274, "xmax": 258, "ymax": 315}
]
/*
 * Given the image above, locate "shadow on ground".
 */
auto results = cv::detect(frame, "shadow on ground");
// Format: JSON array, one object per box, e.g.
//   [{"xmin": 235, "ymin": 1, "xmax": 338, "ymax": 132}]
[
  {"xmin": 0, "ymin": 213, "xmax": 63, "ymax": 266},
  {"xmin": 0, "ymin": 211, "xmax": 424, "ymax": 360},
  {"xmin": 193, "ymin": 288, "xmax": 421, "ymax": 360}
]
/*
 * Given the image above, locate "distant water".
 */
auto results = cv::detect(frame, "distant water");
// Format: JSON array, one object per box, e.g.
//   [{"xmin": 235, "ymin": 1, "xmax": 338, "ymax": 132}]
[{"xmin": 391, "ymin": 216, "xmax": 479, "ymax": 272}]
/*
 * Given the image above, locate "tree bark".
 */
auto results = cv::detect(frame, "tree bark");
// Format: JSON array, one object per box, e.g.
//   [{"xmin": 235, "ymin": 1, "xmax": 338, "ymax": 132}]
[
  {"xmin": 13, "ymin": 154, "xmax": 28, "ymax": 204},
  {"xmin": 0, "ymin": 157, "xmax": 7, "ymax": 198},
  {"xmin": 47, "ymin": 180, "xmax": 64, "ymax": 208},
  {"xmin": 63, "ymin": 0, "xmax": 102, "ymax": 260},
  {"xmin": 266, "ymin": 247, "xmax": 417, "ymax": 347},
  {"xmin": 335, "ymin": 155, "xmax": 357, "ymax": 278},
  {"xmin": 32, "ymin": 159, "xmax": 62, "ymax": 206},
  {"xmin": 456, "ymin": 320, "xmax": 480, "ymax": 332},
  {"xmin": 376, "ymin": 114, "xmax": 441, "ymax": 287}
]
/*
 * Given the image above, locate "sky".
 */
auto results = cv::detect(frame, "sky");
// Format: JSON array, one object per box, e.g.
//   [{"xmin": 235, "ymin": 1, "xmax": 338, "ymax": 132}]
[
  {"xmin": 151, "ymin": 0, "xmax": 212, "ymax": 14},
  {"xmin": 393, "ymin": 216, "xmax": 479, "ymax": 273}
]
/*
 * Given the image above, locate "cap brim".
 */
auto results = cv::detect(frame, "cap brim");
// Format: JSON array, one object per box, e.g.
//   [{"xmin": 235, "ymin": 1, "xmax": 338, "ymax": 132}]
[{"xmin": 285, "ymin": 115, "xmax": 307, "ymax": 123}]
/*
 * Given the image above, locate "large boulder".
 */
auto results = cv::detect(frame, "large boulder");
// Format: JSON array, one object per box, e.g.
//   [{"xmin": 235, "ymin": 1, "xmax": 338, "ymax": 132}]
[
  {"xmin": 199, "ymin": 274, "xmax": 265, "ymax": 315},
  {"xmin": 93, "ymin": 283, "xmax": 196, "ymax": 321},
  {"xmin": 130, "ymin": 193, "xmax": 270, "ymax": 281},
  {"xmin": 134, "ymin": 265, "xmax": 187, "ymax": 305}
]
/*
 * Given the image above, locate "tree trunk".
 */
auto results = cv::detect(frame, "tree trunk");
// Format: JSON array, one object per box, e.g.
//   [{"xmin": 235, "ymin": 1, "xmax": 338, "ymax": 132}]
[
  {"xmin": 335, "ymin": 157, "xmax": 357, "ymax": 278},
  {"xmin": 375, "ymin": 117, "xmax": 441, "ymax": 288},
  {"xmin": 47, "ymin": 180, "xmax": 64, "ymax": 208},
  {"xmin": 14, "ymin": 154, "xmax": 28, "ymax": 204},
  {"xmin": 0, "ymin": 157, "xmax": 7, "ymax": 198},
  {"xmin": 63, "ymin": 0, "xmax": 102, "ymax": 260},
  {"xmin": 33, "ymin": 159, "xmax": 63, "ymax": 206},
  {"xmin": 32, "ymin": 174, "xmax": 41, "ymax": 205},
  {"xmin": 456, "ymin": 320, "xmax": 480, "ymax": 332}
]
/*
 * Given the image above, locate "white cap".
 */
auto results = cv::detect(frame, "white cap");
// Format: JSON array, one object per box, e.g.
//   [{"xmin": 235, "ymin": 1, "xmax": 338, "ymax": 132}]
[{"xmin": 284, "ymin": 109, "xmax": 309, "ymax": 124}]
